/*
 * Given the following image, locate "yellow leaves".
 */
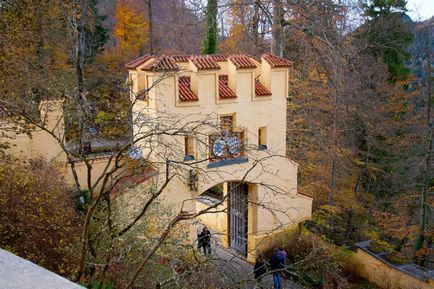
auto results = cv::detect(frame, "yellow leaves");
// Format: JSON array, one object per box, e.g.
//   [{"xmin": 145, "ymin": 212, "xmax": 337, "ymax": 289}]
[
  {"xmin": 0, "ymin": 155, "xmax": 81, "ymax": 277},
  {"xmin": 114, "ymin": 0, "xmax": 148, "ymax": 55},
  {"xmin": 219, "ymin": 23, "xmax": 246, "ymax": 54}
]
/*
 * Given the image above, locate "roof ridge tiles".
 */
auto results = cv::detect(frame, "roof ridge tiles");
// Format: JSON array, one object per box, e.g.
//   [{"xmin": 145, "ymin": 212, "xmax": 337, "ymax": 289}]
[
  {"xmin": 189, "ymin": 55, "xmax": 221, "ymax": 71},
  {"xmin": 141, "ymin": 55, "xmax": 179, "ymax": 72},
  {"xmin": 228, "ymin": 54, "xmax": 257, "ymax": 69},
  {"xmin": 127, "ymin": 53, "xmax": 292, "ymax": 71},
  {"xmin": 262, "ymin": 53, "xmax": 292, "ymax": 68},
  {"xmin": 125, "ymin": 54, "xmax": 153, "ymax": 69}
]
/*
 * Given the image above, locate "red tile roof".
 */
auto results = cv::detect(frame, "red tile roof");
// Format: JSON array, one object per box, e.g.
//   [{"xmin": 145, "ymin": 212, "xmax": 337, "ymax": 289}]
[
  {"xmin": 262, "ymin": 53, "xmax": 292, "ymax": 68},
  {"xmin": 172, "ymin": 55, "xmax": 191, "ymax": 62},
  {"xmin": 255, "ymin": 79, "xmax": 272, "ymax": 96},
  {"xmin": 125, "ymin": 54, "xmax": 152, "ymax": 69},
  {"xmin": 218, "ymin": 75, "xmax": 236, "ymax": 99},
  {"xmin": 178, "ymin": 76, "xmax": 198, "ymax": 102},
  {"xmin": 126, "ymin": 53, "xmax": 291, "ymax": 72},
  {"xmin": 228, "ymin": 55, "xmax": 257, "ymax": 69},
  {"xmin": 210, "ymin": 54, "xmax": 229, "ymax": 62},
  {"xmin": 111, "ymin": 165, "xmax": 157, "ymax": 197},
  {"xmin": 190, "ymin": 56, "xmax": 221, "ymax": 70},
  {"xmin": 141, "ymin": 55, "xmax": 179, "ymax": 71}
]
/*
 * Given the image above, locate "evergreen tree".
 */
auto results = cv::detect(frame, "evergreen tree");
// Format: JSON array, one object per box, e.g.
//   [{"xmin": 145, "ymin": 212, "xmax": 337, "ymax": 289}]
[
  {"xmin": 360, "ymin": 0, "xmax": 413, "ymax": 83},
  {"xmin": 201, "ymin": 0, "xmax": 218, "ymax": 54},
  {"xmin": 85, "ymin": 0, "xmax": 109, "ymax": 62}
]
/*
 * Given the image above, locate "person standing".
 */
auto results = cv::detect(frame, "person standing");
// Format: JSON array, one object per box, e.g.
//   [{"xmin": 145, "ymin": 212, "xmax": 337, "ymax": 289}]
[
  {"xmin": 253, "ymin": 254, "xmax": 267, "ymax": 289},
  {"xmin": 277, "ymin": 247, "xmax": 287, "ymax": 268},
  {"xmin": 270, "ymin": 248, "xmax": 284, "ymax": 289},
  {"xmin": 198, "ymin": 226, "xmax": 212, "ymax": 255}
]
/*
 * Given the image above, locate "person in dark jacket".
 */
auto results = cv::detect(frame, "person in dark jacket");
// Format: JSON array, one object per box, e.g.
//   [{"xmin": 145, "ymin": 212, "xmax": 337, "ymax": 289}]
[
  {"xmin": 197, "ymin": 226, "xmax": 211, "ymax": 255},
  {"xmin": 277, "ymin": 247, "xmax": 287, "ymax": 268},
  {"xmin": 270, "ymin": 248, "xmax": 284, "ymax": 289},
  {"xmin": 253, "ymin": 254, "xmax": 267, "ymax": 289}
]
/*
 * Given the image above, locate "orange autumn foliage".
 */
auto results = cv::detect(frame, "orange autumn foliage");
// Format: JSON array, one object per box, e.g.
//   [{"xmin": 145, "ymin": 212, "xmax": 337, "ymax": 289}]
[{"xmin": 114, "ymin": 0, "xmax": 148, "ymax": 56}]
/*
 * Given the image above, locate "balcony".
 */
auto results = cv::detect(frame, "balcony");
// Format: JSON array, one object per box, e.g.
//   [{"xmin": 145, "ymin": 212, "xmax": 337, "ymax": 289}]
[{"xmin": 207, "ymin": 131, "xmax": 247, "ymax": 168}]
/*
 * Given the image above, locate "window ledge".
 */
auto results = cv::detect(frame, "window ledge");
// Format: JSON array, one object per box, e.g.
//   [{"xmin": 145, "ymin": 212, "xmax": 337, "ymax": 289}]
[
  {"xmin": 183, "ymin": 155, "xmax": 195, "ymax": 161},
  {"xmin": 196, "ymin": 196, "xmax": 222, "ymax": 206},
  {"xmin": 207, "ymin": 157, "xmax": 248, "ymax": 169},
  {"xmin": 257, "ymin": 144, "xmax": 267, "ymax": 150}
]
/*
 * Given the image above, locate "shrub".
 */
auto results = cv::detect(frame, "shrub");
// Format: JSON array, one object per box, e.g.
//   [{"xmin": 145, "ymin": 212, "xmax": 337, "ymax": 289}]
[
  {"xmin": 0, "ymin": 155, "xmax": 81, "ymax": 277},
  {"xmin": 263, "ymin": 228, "xmax": 350, "ymax": 289}
]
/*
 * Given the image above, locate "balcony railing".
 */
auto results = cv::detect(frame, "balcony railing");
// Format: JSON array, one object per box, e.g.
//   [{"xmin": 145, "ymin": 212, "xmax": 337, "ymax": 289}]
[{"xmin": 208, "ymin": 131, "xmax": 247, "ymax": 168}]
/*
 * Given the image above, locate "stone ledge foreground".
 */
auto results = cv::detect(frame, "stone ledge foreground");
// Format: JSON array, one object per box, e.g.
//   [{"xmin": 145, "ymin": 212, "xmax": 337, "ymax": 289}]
[{"xmin": 0, "ymin": 248, "xmax": 84, "ymax": 289}]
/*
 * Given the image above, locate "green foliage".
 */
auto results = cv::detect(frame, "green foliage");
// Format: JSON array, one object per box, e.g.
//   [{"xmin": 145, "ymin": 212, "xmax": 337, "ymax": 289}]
[
  {"xmin": 364, "ymin": 0, "xmax": 408, "ymax": 18},
  {"xmin": 75, "ymin": 190, "xmax": 90, "ymax": 212},
  {"xmin": 382, "ymin": 252, "xmax": 409, "ymax": 265},
  {"xmin": 367, "ymin": 241, "xmax": 386, "ymax": 254},
  {"xmin": 360, "ymin": 0, "xmax": 413, "ymax": 83},
  {"xmin": 91, "ymin": 281, "xmax": 115, "ymax": 289},
  {"xmin": 85, "ymin": 0, "xmax": 109, "ymax": 62},
  {"xmin": 201, "ymin": 0, "xmax": 218, "ymax": 54}
]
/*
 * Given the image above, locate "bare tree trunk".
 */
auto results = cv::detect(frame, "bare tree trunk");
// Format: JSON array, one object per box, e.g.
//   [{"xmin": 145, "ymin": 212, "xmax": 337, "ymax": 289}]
[
  {"xmin": 271, "ymin": 0, "xmax": 283, "ymax": 56},
  {"xmin": 146, "ymin": 0, "xmax": 154, "ymax": 54},
  {"xmin": 355, "ymin": 140, "xmax": 371, "ymax": 195},
  {"xmin": 415, "ymin": 34, "xmax": 433, "ymax": 264},
  {"xmin": 36, "ymin": 1, "xmax": 45, "ymax": 73},
  {"xmin": 328, "ymin": 87, "xmax": 339, "ymax": 230},
  {"xmin": 252, "ymin": 0, "xmax": 260, "ymax": 47},
  {"xmin": 73, "ymin": 0, "xmax": 89, "ymax": 282},
  {"xmin": 76, "ymin": 0, "xmax": 87, "ymax": 103}
]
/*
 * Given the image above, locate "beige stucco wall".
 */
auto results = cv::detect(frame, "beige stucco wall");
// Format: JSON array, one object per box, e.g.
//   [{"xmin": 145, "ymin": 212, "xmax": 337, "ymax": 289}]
[
  {"xmin": 1, "ymin": 100, "xmax": 66, "ymax": 163},
  {"xmin": 350, "ymin": 249, "xmax": 434, "ymax": 289},
  {"xmin": 1, "ymin": 100, "xmax": 123, "ymax": 192},
  {"xmin": 129, "ymin": 55, "xmax": 313, "ymax": 262},
  {"xmin": 65, "ymin": 157, "xmax": 126, "ymax": 193}
]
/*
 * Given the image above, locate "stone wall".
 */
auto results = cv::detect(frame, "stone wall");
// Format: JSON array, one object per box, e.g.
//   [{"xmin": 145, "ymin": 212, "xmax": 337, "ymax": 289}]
[{"xmin": 351, "ymin": 244, "xmax": 433, "ymax": 289}]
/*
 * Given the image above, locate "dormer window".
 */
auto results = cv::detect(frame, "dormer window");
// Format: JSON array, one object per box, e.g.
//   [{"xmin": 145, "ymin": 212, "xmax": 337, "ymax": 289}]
[
  {"xmin": 218, "ymin": 75, "xmax": 236, "ymax": 99},
  {"xmin": 255, "ymin": 79, "xmax": 272, "ymax": 97},
  {"xmin": 179, "ymin": 76, "xmax": 198, "ymax": 102}
]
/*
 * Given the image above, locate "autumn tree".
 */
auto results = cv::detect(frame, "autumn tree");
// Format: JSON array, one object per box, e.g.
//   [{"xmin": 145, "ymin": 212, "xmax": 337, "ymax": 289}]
[
  {"xmin": 0, "ymin": 0, "xmax": 75, "ymax": 103},
  {"xmin": 114, "ymin": 0, "xmax": 149, "ymax": 57},
  {"xmin": 411, "ymin": 19, "xmax": 433, "ymax": 265},
  {"xmin": 219, "ymin": 0, "xmax": 268, "ymax": 56},
  {"xmin": 0, "ymin": 155, "xmax": 81, "ymax": 277}
]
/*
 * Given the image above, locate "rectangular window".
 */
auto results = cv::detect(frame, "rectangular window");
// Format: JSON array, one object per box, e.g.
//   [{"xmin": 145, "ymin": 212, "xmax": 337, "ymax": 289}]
[
  {"xmin": 184, "ymin": 135, "xmax": 194, "ymax": 160},
  {"xmin": 258, "ymin": 127, "xmax": 267, "ymax": 150}
]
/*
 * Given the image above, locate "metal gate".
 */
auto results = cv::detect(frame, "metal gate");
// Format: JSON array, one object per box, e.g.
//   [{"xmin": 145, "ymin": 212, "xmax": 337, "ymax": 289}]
[{"xmin": 229, "ymin": 182, "xmax": 248, "ymax": 255}]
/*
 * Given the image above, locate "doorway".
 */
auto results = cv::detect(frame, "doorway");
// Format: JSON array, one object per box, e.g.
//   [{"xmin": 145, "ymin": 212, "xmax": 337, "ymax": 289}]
[{"xmin": 228, "ymin": 182, "xmax": 248, "ymax": 255}]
